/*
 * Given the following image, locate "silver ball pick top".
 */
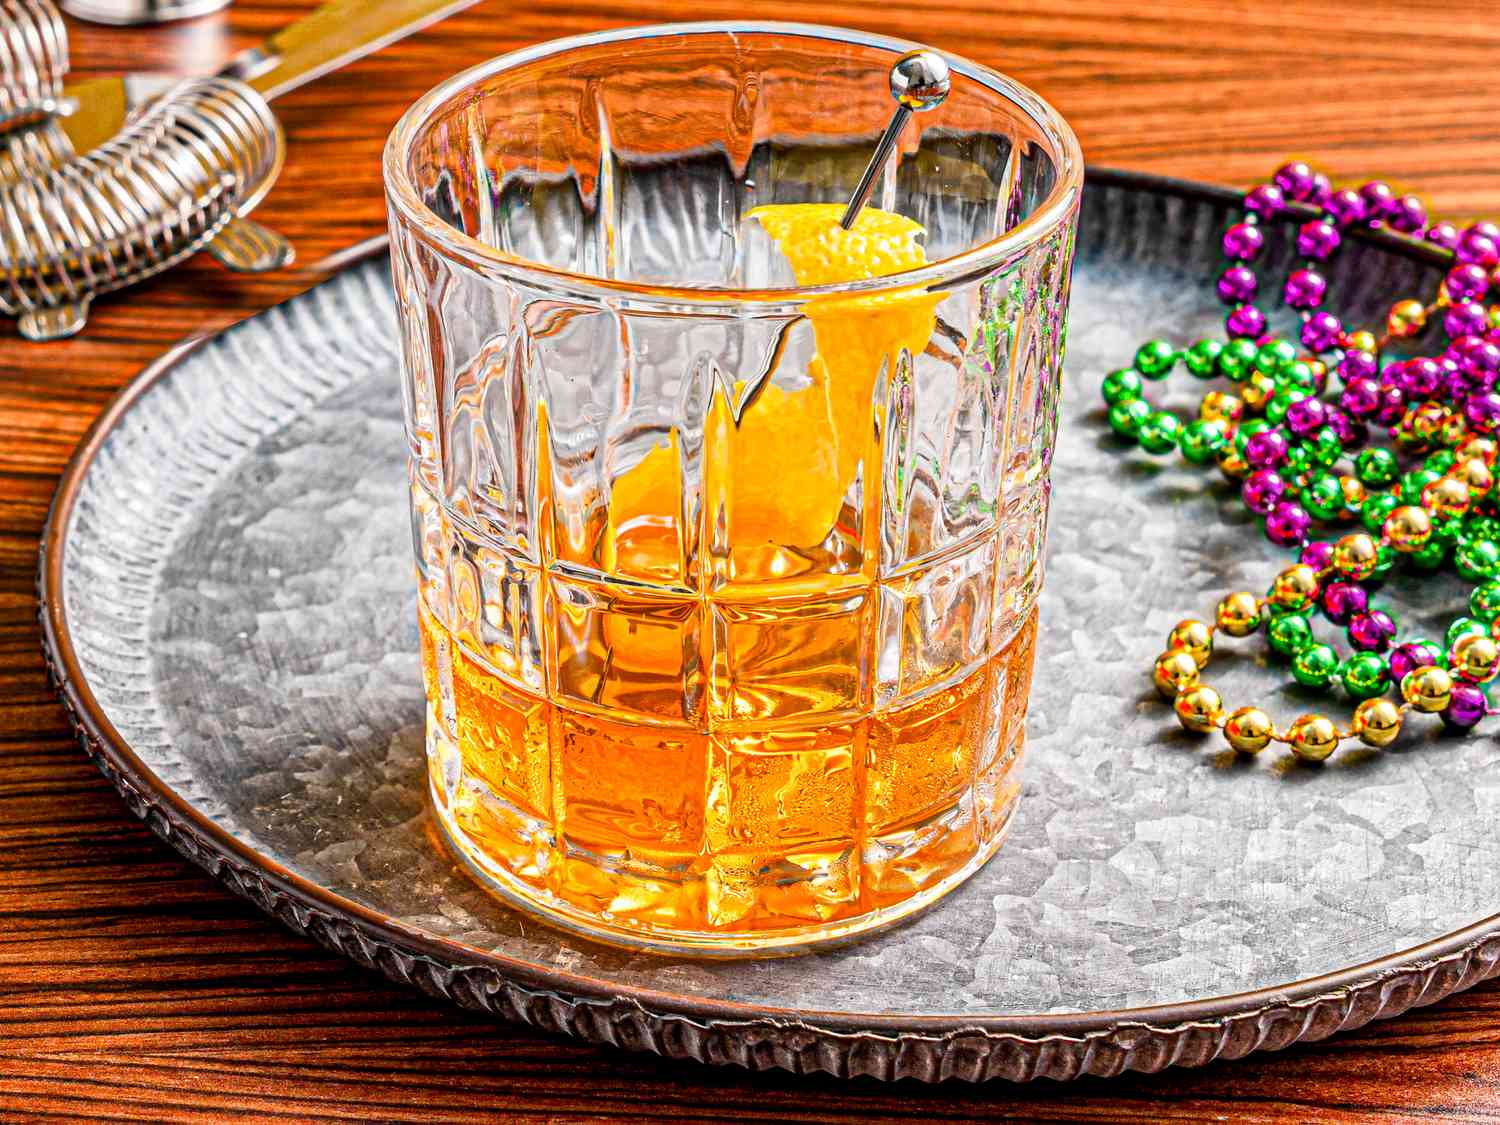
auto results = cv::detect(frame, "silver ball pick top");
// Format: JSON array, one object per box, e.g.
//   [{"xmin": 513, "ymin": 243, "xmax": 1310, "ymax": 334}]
[{"xmin": 839, "ymin": 49, "xmax": 951, "ymax": 230}]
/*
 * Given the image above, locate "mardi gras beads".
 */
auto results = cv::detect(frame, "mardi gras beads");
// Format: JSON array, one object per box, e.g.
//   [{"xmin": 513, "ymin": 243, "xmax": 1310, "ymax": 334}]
[
  {"xmin": 1154, "ymin": 573, "xmax": 1496, "ymax": 763},
  {"xmin": 1126, "ymin": 160, "xmax": 1500, "ymax": 757}
]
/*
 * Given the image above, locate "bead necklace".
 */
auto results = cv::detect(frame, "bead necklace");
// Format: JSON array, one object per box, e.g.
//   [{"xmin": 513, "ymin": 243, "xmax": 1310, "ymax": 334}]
[
  {"xmin": 1107, "ymin": 160, "xmax": 1500, "ymax": 758},
  {"xmin": 1103, "ymin": 337, "xmax": 1500, "ymax": 565},
  {"xmin": 1155, "ymin": 609, "xmax": 1490, "ymax": 761}
]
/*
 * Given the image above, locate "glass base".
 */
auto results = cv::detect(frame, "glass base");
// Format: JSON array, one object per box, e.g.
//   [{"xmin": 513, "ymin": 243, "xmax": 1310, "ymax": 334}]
[{"xmin": 430, "ymin": 766, "xmax": 1022, "ymax": 959}]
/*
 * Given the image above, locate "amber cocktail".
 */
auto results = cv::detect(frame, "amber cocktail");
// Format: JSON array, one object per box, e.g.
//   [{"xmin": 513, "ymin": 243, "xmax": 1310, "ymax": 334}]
[{"xmin": 384, "ymin": 23, "xmax": 1081, "ymax": 954}]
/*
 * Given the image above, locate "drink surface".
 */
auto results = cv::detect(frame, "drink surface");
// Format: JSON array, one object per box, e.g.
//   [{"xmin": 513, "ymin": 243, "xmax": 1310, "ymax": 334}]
[{"xmin": 414, "ymin": 203, "xmax": 1044, "ymax": 949}]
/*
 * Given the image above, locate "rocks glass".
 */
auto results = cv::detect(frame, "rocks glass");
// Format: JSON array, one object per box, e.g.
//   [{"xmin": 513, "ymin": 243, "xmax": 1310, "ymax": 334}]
[{"xmin": 383, "ymin": 22, "xmax": 1081, "ymax": 954}]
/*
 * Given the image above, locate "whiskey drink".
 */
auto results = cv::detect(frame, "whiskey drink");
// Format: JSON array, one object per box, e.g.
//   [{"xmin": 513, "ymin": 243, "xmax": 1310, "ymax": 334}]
[
  {"xmin": 385, "ymin": 24, "xmax": 1080, "ymax": 953},
  {"xmin": 422, "ymin": 600, "xmax": 1034, "ymax": 934}
]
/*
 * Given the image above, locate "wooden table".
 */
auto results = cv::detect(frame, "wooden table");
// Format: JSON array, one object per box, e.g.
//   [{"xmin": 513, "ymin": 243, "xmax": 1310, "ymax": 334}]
[{"xmin": 6, "ymin": 2, "xmax": 1500, "ymax": 1119}]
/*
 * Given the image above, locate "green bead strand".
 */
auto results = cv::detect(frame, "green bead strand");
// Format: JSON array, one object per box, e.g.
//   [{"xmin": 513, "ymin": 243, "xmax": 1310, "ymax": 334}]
[
  {"xmin": 1371, "ymin": 544, "xmax": 1397, "ymax": 582},
  {"xmin": 1362, "ymin": 493, "xmax": 1400, "ymax": 534},
  {"xmin": 1217, "ymin": 338, "xmax": 1259, "ymax": 382},
  {"xmin": 1292, "ymin": 643, "xmax": 1340, "ymax": 688},
  {"xmin": 1101, "ymin": 368, "xmax": 1144, "ymax": 405},
  {"xmin": 1467, "ymin": 515, "xmax": 1500, "ymax": 543},
  {"xmin": 1471, "ymin": 579, "xmax": 1500, "ymax": 622},
  {"xmin": 1282, "ymin": 361, "xmax": 1319, "ymax": 393},
  {"xmin": 1184, "ymin": 338, "xmax": 1223, "ymax": 378},
  {"xmin": 1356, "ymin": 448, "xmax": 1398, "ymax": 487},
  {"xmin": 1178, "ymin": 419, "xmax": 1229, "ymax": 465},
  {"xmin": 1255, "ymin": 339, "xmax": 1297, "ymax": 376},
  {"xmin": 1308, "ymin": 427, "xmax": 1343, "ymax": 468},
  {"xmin": 1433, "ymin": 513, "xmax": 1466, "ymax": 544},
  {"xmin": 1447, "ymin": 617, "xmax": 1487, "ymax": 650},
  {"xmin": 1408, "ymin": 537, "xmax": 1448, "ymax": 570},
  {"xmin": 1137, "ymin": 410, "xmax": 1183, "ymax": 454},
  {"xmin": 1281, "ymin": 445, "xmax": 1314, "ymax": 479},
  {"xmin": 1340, "ymin": 652, "xmax": 1390, "ymax": 700},
  {"xmin": 1108, "ymin": 398, "xmax": 1152, "ymax": 439},
  {"xmin": 1135, "ymin": 340, "xmax": 1177, "ymax": 380},
  {"xmin": 1425, "ymin": 449, "xmax": 1457, "ymax": 476},
  {"xmin": 1268, "ymin": 613, "xmax": 1315, "ymax": 657},
  {"xmin": 1303, "ymin": 474, "xmax": 1345, "ymax": 520},
  {"xmin": 1456, "ymin": 537, "xmax": 1500, "ymax": 581},
  {"xmin": 1401, "ymin": 468, "xmax": 1443, "ymax": 505}
]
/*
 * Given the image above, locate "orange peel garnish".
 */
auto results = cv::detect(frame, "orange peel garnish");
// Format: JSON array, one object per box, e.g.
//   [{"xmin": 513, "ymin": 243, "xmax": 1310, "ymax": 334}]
[{"xmin": 601, "ymin": 203, "xmax": 939, "ymax": 575}]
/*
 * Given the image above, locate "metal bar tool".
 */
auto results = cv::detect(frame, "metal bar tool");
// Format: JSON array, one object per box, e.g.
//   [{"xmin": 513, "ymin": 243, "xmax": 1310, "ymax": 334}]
[{"xmin": 0, "ymin": 0, "xmax": 478, "ymax": 339}]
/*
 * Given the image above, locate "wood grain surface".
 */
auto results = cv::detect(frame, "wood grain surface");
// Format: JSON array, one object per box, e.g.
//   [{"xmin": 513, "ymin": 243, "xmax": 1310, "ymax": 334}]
[{"xmin": 6, "ymin": 1, "xmax": 1500, "ymax": 1119}]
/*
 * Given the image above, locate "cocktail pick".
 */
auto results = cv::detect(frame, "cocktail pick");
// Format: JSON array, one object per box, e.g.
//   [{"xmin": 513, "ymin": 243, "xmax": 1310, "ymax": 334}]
[{"xmin": 839, "ymin": 48, "xmax": 951, "ymax": 230}]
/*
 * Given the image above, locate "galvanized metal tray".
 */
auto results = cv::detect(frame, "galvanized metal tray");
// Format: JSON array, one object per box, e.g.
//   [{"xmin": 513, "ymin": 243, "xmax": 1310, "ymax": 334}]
[{"xmin": 39, "ymin": 169, "xmax": 1500, "ymax": 1083}]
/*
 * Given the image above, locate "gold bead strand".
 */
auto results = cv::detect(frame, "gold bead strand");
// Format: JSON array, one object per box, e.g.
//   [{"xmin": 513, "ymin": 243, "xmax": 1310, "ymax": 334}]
[{"xmin": 1147, "ymin": 579, "xmax": 1484, "ymax": 762}]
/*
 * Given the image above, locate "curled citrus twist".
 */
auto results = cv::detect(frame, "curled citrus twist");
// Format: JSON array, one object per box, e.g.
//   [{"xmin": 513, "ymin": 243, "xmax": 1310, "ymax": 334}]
[{"xmin": 604, "ymin": 204, "xmax": 939, "ymax": 566}]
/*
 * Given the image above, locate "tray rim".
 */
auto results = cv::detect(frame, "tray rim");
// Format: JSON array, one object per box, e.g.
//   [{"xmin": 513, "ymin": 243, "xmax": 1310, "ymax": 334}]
[{"xmin": 36, "ymin": 167, "xmax": 1500, "ymax": 1082}]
